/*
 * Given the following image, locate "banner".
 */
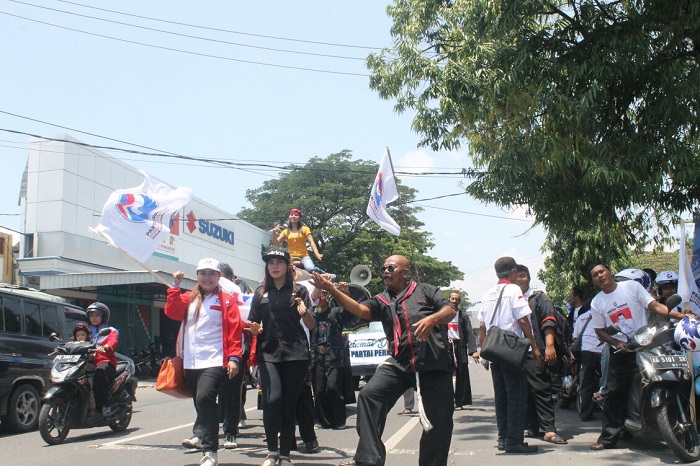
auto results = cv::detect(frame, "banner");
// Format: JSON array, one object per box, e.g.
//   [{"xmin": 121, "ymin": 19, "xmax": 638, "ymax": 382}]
[
  {"xmin": 366, "ymin": 149, "xmax": 400, "ymax": 235},
  {"xmin": 679, "ymin": 222, "xmax": 700, "ymax": 316},
  {"xmin": 91, "ymin": 171, "xmax": 194, "ymax": 263}
]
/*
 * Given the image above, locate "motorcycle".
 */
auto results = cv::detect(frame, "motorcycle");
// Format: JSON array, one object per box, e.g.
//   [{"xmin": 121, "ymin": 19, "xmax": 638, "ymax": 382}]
[
  {"xmin": 606, "ymin": 294, "xmax": 700, "ymax": 463},
  {"xmin": 557, "ymin": 354, "xmax": 579, "ymax": 409},
  {"xmin": 38, "ymin": 329, "xmax": 138, "ymax": 445}
]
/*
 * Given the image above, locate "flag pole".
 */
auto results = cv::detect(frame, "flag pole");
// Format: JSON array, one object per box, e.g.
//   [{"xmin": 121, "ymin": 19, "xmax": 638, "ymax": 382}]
[
  {"xmin": 110, "ymin": 241, "xmax": 172, "ymax": 287},
  {"xmin": 385, "ymin": 147, "xmax": 421, "ymax": 282}
]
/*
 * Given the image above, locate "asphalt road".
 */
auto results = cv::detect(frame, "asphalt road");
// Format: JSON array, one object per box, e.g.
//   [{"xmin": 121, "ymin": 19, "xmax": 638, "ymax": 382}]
[{"xmin": 0, "ymin": 363, "xmax": 688, "ymax": 465}]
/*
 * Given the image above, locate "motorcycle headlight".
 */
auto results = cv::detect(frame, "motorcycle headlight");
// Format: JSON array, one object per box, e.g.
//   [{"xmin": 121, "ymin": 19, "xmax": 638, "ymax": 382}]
[
  {"xmin": 634, "ymin": 327, "xmax": 656, "ymax": 347},
  {"xmin": 50, "ymin": 364, "xmax": 80, "ymax": 383}
]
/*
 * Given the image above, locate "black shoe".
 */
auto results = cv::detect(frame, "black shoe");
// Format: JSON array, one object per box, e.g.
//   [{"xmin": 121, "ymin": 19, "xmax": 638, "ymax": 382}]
[
  {"xmin": 339, "ymin": 462, "xmax": 375, "ymax": 466},
  {"xmin": 297, "ymin": 439, "xmax": 319, "ymax": 453},
  {"xmin": 498, "ymin": 441, "xmax": 527, "ymax": 451},
  {"xmin": 504, "ymin": 443, "xmax": 538, "ymax": 453}
]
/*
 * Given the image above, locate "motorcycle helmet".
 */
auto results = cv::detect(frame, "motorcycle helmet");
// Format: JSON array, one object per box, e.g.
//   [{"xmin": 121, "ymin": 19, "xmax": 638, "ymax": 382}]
[
  {"xmin": 674, "ymin": 317, "xmax": 700, "ymax": 351},
  {"xmin": 86, "ymin": 302, "xmax": 110, "ymax": 324},
  {"xmin": 614, "ymin": 268, "xmax": 652, "ymax": 292},
  {"xmin": 656, "ymin": 271, "xmax": 679, "ymax": 287},
  {"xmin": 72, "ymin": 322, "xmax": 91, "ymax": 340}
]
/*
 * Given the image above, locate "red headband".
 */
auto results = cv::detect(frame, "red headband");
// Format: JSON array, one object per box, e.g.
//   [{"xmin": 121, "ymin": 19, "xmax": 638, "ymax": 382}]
[{"xmin": 290, "ymin": 209, "xmax": 302, "ymax": 215}]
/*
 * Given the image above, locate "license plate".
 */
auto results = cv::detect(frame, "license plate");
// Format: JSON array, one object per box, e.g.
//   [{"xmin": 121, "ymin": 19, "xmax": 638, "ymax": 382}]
[
  {"xmin": 54, "ymin": 354, "xmax": 80, "ymax": 363},
  {"xmin": 650, "ymin": 355, "xmax": 687, "ymax": 369}
]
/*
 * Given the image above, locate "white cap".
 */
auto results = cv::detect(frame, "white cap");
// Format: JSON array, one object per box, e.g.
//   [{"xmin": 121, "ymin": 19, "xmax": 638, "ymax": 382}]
[{"xmin": 196, "ymin": 258, "xmax": 221, "ymax": 272}]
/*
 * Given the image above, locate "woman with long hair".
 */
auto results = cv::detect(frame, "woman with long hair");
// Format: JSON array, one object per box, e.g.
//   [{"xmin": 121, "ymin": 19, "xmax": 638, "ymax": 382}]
[
  {"xmin": 165, "ymin": 258, "xmax": 243, "ymax": 466},
  {"xmin": 246, "ymin": 248, "xmax": 315, "ymax": 466},
  {"xmin": 272, "ymin": 208, "xmax": 326, "ymax": 274}
]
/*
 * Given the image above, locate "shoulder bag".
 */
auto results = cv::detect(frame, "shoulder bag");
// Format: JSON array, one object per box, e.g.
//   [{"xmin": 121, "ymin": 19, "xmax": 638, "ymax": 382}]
[
  {"xmin": 480, "ymin": 285, "xmax": 531, "ymax": 372},
  {"xmin": 156, "ymin": 320, "xmax": 191, "ymax": 398}
]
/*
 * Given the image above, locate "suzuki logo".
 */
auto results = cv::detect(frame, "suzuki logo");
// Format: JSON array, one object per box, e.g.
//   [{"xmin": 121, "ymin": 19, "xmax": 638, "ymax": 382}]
[{"xmin": 186, "ymin": 211, "xmax": 197, "ymax": 233}]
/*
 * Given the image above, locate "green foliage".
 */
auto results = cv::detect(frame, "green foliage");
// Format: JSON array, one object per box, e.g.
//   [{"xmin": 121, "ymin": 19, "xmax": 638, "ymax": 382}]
[
  {"xmin": 237, "ymin": 151, "xmax": 463, "ymax": 294},
  {"xmin": 369, "ymin": 0, "xmax": 700, "ymax": 297}
]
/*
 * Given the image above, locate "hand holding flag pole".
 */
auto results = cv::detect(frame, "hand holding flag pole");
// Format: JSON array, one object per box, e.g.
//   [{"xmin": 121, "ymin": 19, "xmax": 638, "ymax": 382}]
[{"xmin": 89, "ymin": 170, "xmax": 193, "ymax": 286}]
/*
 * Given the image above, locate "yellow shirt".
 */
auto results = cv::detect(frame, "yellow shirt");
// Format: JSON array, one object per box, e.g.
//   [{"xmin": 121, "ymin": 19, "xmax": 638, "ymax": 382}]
[{"xmin": 280, "ymin": 225, "xmax": 311, "ymax": 258}]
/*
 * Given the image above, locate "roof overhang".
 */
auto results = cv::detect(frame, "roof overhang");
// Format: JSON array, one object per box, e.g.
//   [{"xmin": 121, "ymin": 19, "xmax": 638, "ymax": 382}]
[{"xmin": 39, "ymin": 270, "xmax": 196, "ymax": 293}]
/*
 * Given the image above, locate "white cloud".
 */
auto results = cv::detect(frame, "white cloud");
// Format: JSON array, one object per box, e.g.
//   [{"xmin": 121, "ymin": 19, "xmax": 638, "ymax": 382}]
[{"xmin": 396, "ymin": 149, "xmax": 436, "ymax": 174}]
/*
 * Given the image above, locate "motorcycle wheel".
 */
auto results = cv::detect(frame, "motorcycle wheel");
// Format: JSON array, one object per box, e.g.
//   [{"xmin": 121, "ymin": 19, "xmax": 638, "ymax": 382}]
[
  {"xmin": 655, "ymin": 392, "xmax": 700, "ymax": 463},
  {"xmin": 39, "ymin": 398, "xmax": 71, "ymax": 445},
  {"xmin": 109, "ymin": 401, "xmax": 132, "ymax": 432}
]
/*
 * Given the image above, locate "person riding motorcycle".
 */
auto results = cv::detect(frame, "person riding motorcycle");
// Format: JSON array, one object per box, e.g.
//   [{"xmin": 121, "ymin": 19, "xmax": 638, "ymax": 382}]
[
  {"xmin": 656, "ymin": 271, "xmax": 679, "ymax": 306},
  {"xmin": 87, "ymin": 302, "xmax": 119, "ymax": 417}
]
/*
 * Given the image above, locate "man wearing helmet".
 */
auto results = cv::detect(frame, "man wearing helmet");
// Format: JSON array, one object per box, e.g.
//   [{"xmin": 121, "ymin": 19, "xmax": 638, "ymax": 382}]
[
  {"xmin": 588, "ymin": 263, "xmax": 686, "ymax": 451},
  {"xmin": 656, "ymin": 271, "xmax": 680, "ymax": 306},
  {"xmin": 87, "ymin": 302, "xmax": 119, "ymax": 417}
]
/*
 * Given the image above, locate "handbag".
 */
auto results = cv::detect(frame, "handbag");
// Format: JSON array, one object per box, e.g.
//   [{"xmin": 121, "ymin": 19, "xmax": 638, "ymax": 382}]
[
  {"xmin": 156, "ymin": 321, "xmax": 191, "ymax": 398},
  {"xmin": 480, "ymin": 285, "xmax": 531, "ymax": 372}
]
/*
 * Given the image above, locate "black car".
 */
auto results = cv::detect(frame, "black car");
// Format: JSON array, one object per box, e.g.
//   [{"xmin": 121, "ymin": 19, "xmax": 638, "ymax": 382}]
[{"xmin": 0, "ymin": 285, "xmax": 135, "ymax": 432}]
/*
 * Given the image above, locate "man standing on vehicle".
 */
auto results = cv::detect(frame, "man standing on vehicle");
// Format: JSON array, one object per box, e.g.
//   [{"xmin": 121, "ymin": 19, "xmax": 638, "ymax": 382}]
[
  {"xmin": 311, "ymin": 255, "xmax": 455, "ymax": 466},
  {"xmin": 588, "ymin": 261, "xmax": 686, "ymax": 450}
]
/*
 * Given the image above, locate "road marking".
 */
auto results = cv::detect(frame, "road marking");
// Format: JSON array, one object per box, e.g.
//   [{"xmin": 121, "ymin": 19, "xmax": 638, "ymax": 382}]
[
  {"xmin": 99, "ymin": 407, "xmax": 257, "ymax": 447},
  {"xmin": 384, "ymin": 416, "xmax": 419, "ymax": 451}
]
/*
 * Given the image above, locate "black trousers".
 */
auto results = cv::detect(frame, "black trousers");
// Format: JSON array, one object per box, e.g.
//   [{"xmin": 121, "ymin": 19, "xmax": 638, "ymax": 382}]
[
  {"xmin": 524, "ymin": 353, "xmax": 556, "ymax": 434},
  {"xmin": 598, "ymin": 349, "xmax": 637, "ymax": 447},
  {"xmin": 296, "ymin": 371, "xmax": 317, "ymax": 444},
  {"xmin": 313, "ymin": 362, "xmax": 347, "ymax": 428},
  {"xmin": 491, "ymin": 362, "xmax": 528, "ymax": 448},
  {"xmin": 579, "ymin": 350, "xmax": 602, "ymax": 419},
  {"xmin": 259, "ymin": 359, "xmax": 308, "ymax": 456},
  {"xmin": 354, "ymin": 364, "xmax": 453, "ymax": 466},
  {"xmin": 220, "ymin": 360, "xmax": 246, "ymax": 436},
  {"xmin": 184, "ymin": 367, "xmax": 226, "ymax": 453},
  {"xmin": 93, "ymin": 362, "xmax": 115, "ymax": 411},
  {"xmin": 454, "ymin": 363, "xmax": 472, "ymax": 407}
]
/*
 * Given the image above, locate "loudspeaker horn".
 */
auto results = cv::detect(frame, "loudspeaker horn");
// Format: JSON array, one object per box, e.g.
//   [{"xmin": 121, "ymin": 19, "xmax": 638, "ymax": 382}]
[{"xmin": 350, "ymin": 264, "xmax": 372, "ymax": 286}]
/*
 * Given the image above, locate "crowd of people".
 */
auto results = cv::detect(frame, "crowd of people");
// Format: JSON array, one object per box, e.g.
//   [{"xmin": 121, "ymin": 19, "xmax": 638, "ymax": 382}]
[{"xmin": 79, "ymin": 206, "xmax": 693, "ymax": 466}]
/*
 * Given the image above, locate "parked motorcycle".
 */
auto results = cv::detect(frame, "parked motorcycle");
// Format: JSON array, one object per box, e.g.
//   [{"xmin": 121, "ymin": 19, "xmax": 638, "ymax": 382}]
[
  {"xmin": 38, "ymin": 329, "xmax": 138, "ymax": 445},
  {"xmin": 606, "ymin": 294, "xmax": 700, "ymax": 463}
]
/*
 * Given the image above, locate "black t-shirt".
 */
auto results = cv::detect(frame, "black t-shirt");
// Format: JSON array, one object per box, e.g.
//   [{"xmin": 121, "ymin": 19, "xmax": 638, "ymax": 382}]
[
  {"xmin": 248, "ymin": 283, "xmax": 313, "ymax": 363},
  {"xmin": 364, "ymin": 282, "xmax": 452, "ymax": 373}
]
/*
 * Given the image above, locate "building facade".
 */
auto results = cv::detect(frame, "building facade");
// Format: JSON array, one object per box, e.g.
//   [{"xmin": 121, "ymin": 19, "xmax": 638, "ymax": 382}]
[{"xmin": 14, "ymin": 135, "xmax": 269, "ymax": 356}]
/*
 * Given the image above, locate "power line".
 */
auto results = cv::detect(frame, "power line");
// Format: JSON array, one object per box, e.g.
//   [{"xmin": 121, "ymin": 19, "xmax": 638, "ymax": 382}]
[
  {"xmin": 0, "ymin": 124, "xmax": 471, "ymax": 178},
  {"xmin": 10, "ymin": 1, "xmax": 367, "ymax": 61},
  {"xmin": 0, "ymin": 10, "xmax": 369, "ymax": 77},
  {"xmin": 56, "ymin": 0, "xmax": 383, "ymax": 50},
  {"xmin": 414, "ymin": 203, "xmax": 533, "ymax": 222}
]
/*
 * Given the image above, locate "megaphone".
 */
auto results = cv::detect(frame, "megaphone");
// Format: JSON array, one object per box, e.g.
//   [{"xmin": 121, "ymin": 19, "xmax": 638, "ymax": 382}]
[{"xmin": 350, "ymin": 264, "xmax": 372, "ymax": 287}]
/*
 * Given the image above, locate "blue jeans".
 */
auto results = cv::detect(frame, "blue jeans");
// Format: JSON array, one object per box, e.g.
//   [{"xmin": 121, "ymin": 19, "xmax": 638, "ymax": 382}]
[
  {"xmin": 297, "ymin": 255, "xmax": 327, "ymax": 274},
  {"xmin": 491, "ymin": 363, "xmax": 528, "ymax": 448}
]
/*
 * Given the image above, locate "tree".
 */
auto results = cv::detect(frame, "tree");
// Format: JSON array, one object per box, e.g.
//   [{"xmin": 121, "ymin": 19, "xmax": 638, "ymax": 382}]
[
  {"xmin": 368, "ymin": 0, "xmax": 700, "ymax": 294},
  {"xmin": 236, "ymin": 151, "xmax": 463, "ymax": 294}
]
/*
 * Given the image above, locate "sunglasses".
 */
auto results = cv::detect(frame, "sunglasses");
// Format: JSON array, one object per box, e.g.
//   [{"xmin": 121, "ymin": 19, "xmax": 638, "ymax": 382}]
[{"xmin": 380, "ymin": 265, "xmax": 399, "ymax": 273}]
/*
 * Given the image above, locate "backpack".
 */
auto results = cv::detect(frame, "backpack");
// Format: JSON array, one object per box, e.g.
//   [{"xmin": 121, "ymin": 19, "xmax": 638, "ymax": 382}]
[{"xmin": 528, "ymin": 292, "xmax": 573, "ymax": 362}]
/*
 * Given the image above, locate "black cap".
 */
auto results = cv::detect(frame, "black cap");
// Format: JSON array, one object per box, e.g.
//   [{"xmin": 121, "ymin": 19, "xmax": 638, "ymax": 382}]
[{"xmin": 262, "ymin": 248, "xmax": 291, "ymax": 263}]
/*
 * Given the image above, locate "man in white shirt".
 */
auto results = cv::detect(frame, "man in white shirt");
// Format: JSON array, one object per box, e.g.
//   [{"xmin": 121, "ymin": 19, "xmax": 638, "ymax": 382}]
[
  {"xmin": 588, "ymin": 261, "xmax": 685, "ymax": 450},
  {"xmin": 478, "ymin": 257, "xmax": 541, "ymax": 454}
]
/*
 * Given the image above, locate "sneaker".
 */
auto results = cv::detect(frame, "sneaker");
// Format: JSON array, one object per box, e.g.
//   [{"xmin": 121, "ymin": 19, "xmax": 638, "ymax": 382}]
[
  {"xmin": 182, "ymin": 436, "xmax": 202, "ymax": 449},
  {"xmin": 261, "ymin": 453, "xmax": 278, "ymax": 466},
  {"xmin": 224, "ymin": 434, "xmax": 237, "ymax": 449},
  {"xmin": 238, "ymin": 419, "xmax": 247, "ymax": 429},
  {"xmin": 279, "ymin": 457, "xmax": 293, "ymax": 466},
  {"xmin": 200, "ymin": 451, "xmax": 218, "ymax": 466}
]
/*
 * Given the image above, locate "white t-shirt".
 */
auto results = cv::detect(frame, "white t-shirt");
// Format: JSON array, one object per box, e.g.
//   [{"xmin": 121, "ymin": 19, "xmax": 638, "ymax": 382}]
[
  {"xmin": 478, "ymin": 282, "xmax": 531, "ymax": 337},
  {"xmin": 590, "ymin": 280, "xmax": 656, "ymax": 343},
  {"xmin": 447, "ymin": 313, "xmax": 460, "ymax": 340},
  {"xmin": 183, "ymin": 293, "xmax": 224, "ymax": 370},
  {"xmin": 572, "ymin": 310, "xmax": 603, "ymax": 353}
]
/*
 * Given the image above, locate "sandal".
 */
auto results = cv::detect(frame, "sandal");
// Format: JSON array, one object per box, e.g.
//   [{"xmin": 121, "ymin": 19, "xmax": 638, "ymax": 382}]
[
  {"xmin": 543, "ymin": 434, "xmax": 568, "ymax": 445},
  {"xmin": 593, "ymin": 392, "xmax": 605, "ymax": 408}
]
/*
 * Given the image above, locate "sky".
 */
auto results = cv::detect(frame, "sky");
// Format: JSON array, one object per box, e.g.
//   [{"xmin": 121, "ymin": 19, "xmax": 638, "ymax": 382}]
[{"xmin": 0, "ymin": 0, "xmax": 549, "ymax": 305}]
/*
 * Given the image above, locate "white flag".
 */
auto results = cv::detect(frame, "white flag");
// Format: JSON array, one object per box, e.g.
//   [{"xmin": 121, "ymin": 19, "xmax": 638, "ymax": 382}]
[
  {"xmin": 679, "ymin": 222, "xmax": 700, "ymax": 316},
  {"xmin": 90, "ymin": 170, "xmax": 194, "ymax": 263},
  {"xmin": 367, "ymin": 149, "xmax": 400, "ymax": 235}
]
